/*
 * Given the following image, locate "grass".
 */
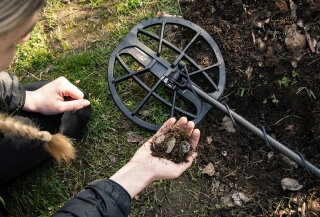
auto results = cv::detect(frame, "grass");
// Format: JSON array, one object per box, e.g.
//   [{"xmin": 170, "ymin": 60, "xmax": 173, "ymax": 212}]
[{"xmin": 0, "ymin": 0, "xmax": 180, "ymax": 216}]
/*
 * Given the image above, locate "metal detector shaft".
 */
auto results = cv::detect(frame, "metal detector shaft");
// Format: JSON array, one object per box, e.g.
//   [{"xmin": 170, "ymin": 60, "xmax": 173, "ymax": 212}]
[{"xmin": 192, "ymin": 85, "xmax": 320, "ymax": 179}]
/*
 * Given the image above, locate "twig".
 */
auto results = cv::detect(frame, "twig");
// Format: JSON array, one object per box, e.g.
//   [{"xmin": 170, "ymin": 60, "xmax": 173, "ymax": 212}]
[
  {"xmin": 301, "ymin": 202, "xmax": 306, "ymax": 217},
  {"xmin": 307, "ymin": 57, "xmax": 320, "ymax": 66},
  {"xmin": 272, "ymin": 115, "xmax": 303, "ymax": 126},
  {"xmin": 289, "ymin": 0, "xmax": 297, "ymax": 22},
  {"xmin": 177, "ymin": 0, "xmax": 183, "ymax": 17}
]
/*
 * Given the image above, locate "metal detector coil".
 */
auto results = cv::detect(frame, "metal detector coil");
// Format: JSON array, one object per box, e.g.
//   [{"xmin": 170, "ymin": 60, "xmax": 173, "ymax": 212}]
[{"xmin": 108, "ymin": 16, "xmax": 226, "ymax": 131}]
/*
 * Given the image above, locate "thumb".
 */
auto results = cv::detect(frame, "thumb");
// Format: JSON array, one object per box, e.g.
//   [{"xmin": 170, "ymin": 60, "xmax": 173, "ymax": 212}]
[{"xmin": 62, "ymin": 99, "xmax": 90, "ymax": 112}]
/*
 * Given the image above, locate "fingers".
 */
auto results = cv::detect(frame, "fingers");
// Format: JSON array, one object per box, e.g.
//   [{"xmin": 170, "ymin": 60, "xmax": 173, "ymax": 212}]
[
  {"xmin": 154, "ymin": 117, "xmax": 176, "ymax": 137},
  {"xmin": 66, "ymin": 85, "xmax": 85, "ymax": 100},
  {"xmin": 155, "ymin": 117, "xmax": 199, "ymax": 139},
  {"xmin": 56, "ymin": 77, "xmax": 84, "ymax": 100},
  {"xmin": 174, "ymin": 116, "xmax": 188, "ymax": 128},
  {"xmin": 189, "ymin": 128, "xmax": 200, "ymax": 149},
  {"xmin": 59, "ymin": 99, "xmax": 90, "ymax": 113},
  {"xmin": 185, "ymin": 151, "xmax": 198, "ymax": 164},
  {"xmin": 153, "ymin": 116, "xmax": 200, "ymax": 151}
]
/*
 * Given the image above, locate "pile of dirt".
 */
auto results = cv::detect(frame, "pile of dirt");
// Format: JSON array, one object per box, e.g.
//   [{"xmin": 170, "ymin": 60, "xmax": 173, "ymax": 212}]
[{"xmin": 151, "ymin": 125, "xmax": 194, "ymax": 163}]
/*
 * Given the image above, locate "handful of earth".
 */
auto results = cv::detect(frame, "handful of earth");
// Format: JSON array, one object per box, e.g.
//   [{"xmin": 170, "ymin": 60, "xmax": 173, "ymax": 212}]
[{"xmin": 151, "ymin": 125, "xmax": 195, "ymax": 163}]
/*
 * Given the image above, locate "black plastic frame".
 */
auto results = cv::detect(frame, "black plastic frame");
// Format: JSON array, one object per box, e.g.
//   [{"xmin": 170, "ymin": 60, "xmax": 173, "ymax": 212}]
[{"xmin": 107, "ymin": 17, "xmax": 226, "ymax": 131}]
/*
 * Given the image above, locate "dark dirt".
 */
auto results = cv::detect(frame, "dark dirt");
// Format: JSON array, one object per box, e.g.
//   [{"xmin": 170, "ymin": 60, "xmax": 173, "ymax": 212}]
[
  {"xmin": 139, "ymin": 0, "xmax": 320, "ymax": 216},
  {"xmin": 151, "ymin": 125, "xmax": 194, "ymax": 163}
]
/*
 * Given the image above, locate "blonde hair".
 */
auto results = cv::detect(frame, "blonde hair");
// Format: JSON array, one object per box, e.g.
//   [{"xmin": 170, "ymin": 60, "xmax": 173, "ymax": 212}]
[
  {"xmin": 0, "ymin": 0, "xmax": 44, "ymax": 35},
  {"xmin": 0, "ymin": 114, "xmax": 75, "ymax": 163}
]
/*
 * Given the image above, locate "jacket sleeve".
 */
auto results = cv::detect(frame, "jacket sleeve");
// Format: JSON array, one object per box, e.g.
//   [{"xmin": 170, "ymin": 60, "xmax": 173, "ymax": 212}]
[
  {"xmin": 51, "ymin": 179, "xmax": 131, "ymax": 217},
  {"xmin": 0, "ymin": 71, "xmax": 26, "ymax": 113}
]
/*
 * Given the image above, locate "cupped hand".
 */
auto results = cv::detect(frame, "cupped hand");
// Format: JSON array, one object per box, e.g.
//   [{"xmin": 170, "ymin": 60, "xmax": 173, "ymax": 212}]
[
  {"xmin": 110, "ymin": 117, "xmax": 200, "ymax": 198},
  {"xmin": 23, "ymin": 77, "xmax": 90, "ymax": 115},
  {"xmin": 130, "ymin": 116, "xmax": 200, "ymax": 181}
]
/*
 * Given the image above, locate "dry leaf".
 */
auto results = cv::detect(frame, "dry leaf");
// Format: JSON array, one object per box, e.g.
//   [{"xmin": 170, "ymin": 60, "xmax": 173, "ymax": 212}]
[
  {"xmin": 275, "ymin": 0, "xmax": 289, "ymax": 13},
  {"xmin": 138, "ymin": 110, "xmax": 150, "ymax": 117},
  {"xmin": 222, "ymin": 191, "xmax": 251, "ymax": 207},
  {"xmin": 201, "ymin": 162, "xmax": 215, "ymax": 176},
  {"xmin": 245, "ymin": 66, "xmax": 253, "ymax": 80},
  {"xmin": 281, "ymin": 178, "xmax": 303, "ymax": 191},
  {"xmin": 156, "ymin": 11, "xmax": 163, "ymax": 18},
  {"xmin": 205, "ymin": 136, "xmax": 213, "ymax": 144},
  {"xmin": 222, "ymin": 116, "xmax": 236, "ymax": 133},
  {"xmin": 307, "ymin": 199, "xmax": 320, "ymax": 214},
  {"xmin": 126, "ymin": 131, "xmax": 141, "ymax": 143},
  {"xmin": 109, "ymin": 154, "xmax": 116, "ymax": 165},
  {"xmin": 285, "ymin": 26, "xmax": 306, "ymax": 52}
]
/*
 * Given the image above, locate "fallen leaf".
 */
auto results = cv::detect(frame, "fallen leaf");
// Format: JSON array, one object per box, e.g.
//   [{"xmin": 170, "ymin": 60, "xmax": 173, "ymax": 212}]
[
  {"xmin": 138, "ymin": 110, "xmax": 150, "ymax": 117},
  {"xmin": 275, "ymin": 0, "xmax": 289, "ymax": 13},
  {"xmin": 109, "ymin": 154, "xmax": 116, "ymax": 165},
  {"xmin": 156, "ymin": 11, "xmax": 163, "ymax": 18},
  {"xmin": 205, "ymin": 136, "xmax": 212, "ymax": 144},
  {"xmin": 245, "ymin": 66, "xmax": 253, "ymax": 80},
  {"xmin": 307, "ymin": 198, "xmax": 320, "ymax": 214},
  {"xmin": 201, "ymin": 162, "xmax": 215, "ymax": 176},
  {"xmin": 281, "ymin": 178, "xmax": 303, "ymax": 191},
  {"xmin": 232, "ymin": 191, "xmax": 250, "ymax": 206},
  {"xmin": 222, "ymin": 192, "xmax": 235, "ymax": 207},
  {"xmin": 126, "ymin": 131, "xmax": 141, "ymax": 143},
  {"xmin": 222, "ymin": 191, "xmax": 251, "ymax": 207},
  {"xmin": 221, "ymin": 116, "xmax": 236, "ymax": 133},
  {"xmin": 285, "ymin": 25, "xmax": 306, "ymax": 52}
]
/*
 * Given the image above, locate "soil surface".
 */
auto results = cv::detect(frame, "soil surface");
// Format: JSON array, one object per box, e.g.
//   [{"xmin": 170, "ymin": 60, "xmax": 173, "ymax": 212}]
[{"xmin": 141, "ymin": 1, "xmax": 320, "ymax": 216}]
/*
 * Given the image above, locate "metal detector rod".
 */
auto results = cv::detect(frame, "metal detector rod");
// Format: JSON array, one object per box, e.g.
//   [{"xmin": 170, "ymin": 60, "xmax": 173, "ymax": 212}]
[{"xmin": 192, "ymin": 85, "xmax": 320, "ymax": 179}]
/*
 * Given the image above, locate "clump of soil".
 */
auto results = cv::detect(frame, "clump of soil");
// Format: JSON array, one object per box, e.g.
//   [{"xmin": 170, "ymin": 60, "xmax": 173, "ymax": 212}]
[{"xmin": 151, "ymin": 125, "xmax": 194, "ymax": 163}]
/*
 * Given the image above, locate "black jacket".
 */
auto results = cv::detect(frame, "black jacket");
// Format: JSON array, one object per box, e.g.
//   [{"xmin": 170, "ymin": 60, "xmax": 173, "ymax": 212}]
[
  {"xmin": 0, "ymin": 72, "xmax": 132, "ymax": 216},
  {"xmin": 52, "ymin": 179, "xmax": 131, "ymax": 217},
  {"xmin": 0, "ymin": 71, "xmax": 25, "ymax": 113}
]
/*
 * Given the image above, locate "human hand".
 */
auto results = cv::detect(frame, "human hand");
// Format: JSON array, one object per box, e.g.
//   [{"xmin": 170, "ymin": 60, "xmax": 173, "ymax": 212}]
[
  {"xmin": 23, "ymin": 77, "xmax": 90, "ymax": 115},
  {"xmin": 130, "ymin": 116, "xmax": 200, "ymax": 180},
  {"xmin": 110, "ymin": 117, "xmax": 200, "ymax": 198}
]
